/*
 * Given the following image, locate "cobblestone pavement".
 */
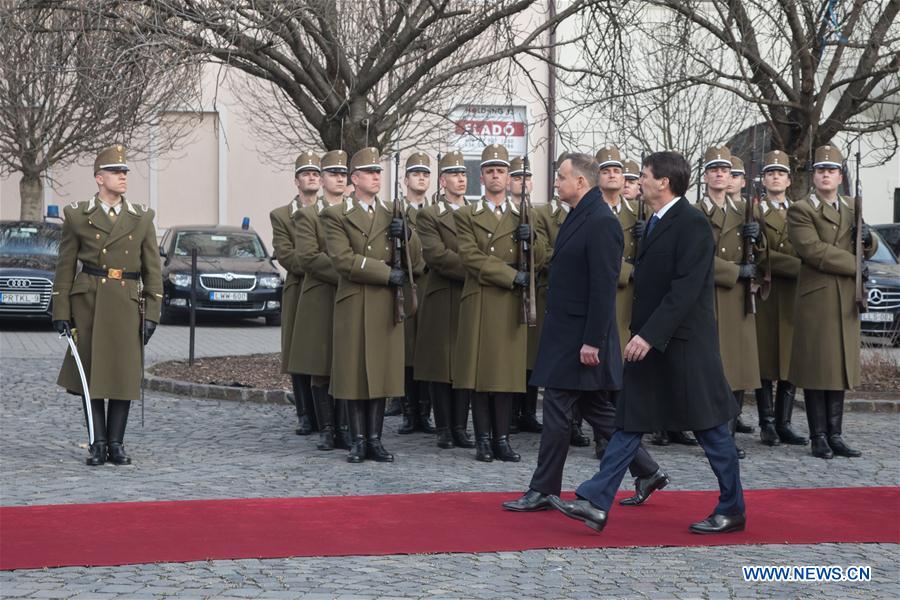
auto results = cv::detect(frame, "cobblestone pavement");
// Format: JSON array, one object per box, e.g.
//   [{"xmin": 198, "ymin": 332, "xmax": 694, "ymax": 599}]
[{"xmin": 2, "ymin": 326, "xmax": 898, "ymax": 599}]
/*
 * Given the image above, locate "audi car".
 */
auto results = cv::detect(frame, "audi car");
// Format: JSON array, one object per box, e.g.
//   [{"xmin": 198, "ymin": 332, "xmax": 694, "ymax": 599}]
[
  {"xmin": 0, "ymin": 220, "xmax": 61, "ymax": 321},
  {"xmin": 159, "ymin": 225, "xmax": 283, "ymax": 325},
  {"xmin": 862, "ymin": 229, "xmax": 900, "ymax": 345}
]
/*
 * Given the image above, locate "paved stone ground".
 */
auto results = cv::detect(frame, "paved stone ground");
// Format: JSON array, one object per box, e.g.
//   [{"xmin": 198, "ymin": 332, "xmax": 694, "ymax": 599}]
[{"xmin": 2, "ymin": 323, "xmax": 899, "ymax": 599}]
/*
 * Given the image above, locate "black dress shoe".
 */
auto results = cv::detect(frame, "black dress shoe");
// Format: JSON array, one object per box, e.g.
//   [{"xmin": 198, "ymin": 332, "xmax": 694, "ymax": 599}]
[
  {"xmin": 502, "ymin": 489, "xmax": 551, "ymax": 512},
  {"xmin": 689, "ymin": 513, "xmax": 746, "ymax": 534},
  {"xmin": 366, "ymin": 438, "xmax": 395, "ymax": 462},
  {"xmin": 107, "ymin": 442, "xmax": 132, "ymax": 465},
  {"xmin": 828, "ymin": 435, "xmax": 861, "ymax": 458},
  {"xmin": 620, "ymin": 469, "xmax": 670, "ymax": 506},
  {"xmin": 651, "ymin": 430, "xmax": 669, "ymax": 446},
  {"xmin": 492, "ymin": 436, "xmax": 521, "ymax": 462},
  {"xmin": 547, "ymin": 496, "xmax": 607, "ymax": 532},
  {"xmin": 517, "ymin": 415, "xmax": 543, "ymax": 433},
  {"xmin": 668, "ymin": 431, "xmax": 698, "ymax": 446},
  {"xmin": 85, "ymin": 442, "xmax": 107, "ymax": 466}
]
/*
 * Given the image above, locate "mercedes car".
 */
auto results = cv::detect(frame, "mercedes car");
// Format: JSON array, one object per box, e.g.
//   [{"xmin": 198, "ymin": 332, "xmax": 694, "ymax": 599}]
[
  {"xmin": 159, "ymin": 225, "xmax": 283, "ymax": 325},
  {"xmin": 862, "ymin": 228, "xmax": 900, "ymax": 345},
  {"xmin": 0, "ymin": 220, "xmax": 61, "ymax": 321}
]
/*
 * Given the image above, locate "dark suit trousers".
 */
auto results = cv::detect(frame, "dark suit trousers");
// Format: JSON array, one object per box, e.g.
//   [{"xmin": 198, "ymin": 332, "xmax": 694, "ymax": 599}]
[
  {"xmin": 576, "ymin": 423, "xmax": 745, "ymax": 516},
  {"xmin": 529, "ymin": 388, "xmax": 658, "ymax": 496}
]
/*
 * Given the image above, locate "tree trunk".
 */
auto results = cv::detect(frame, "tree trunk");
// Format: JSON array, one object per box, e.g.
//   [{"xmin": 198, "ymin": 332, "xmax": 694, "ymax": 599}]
[{"xmin": 19, "ymin": 171, "xmax": 43, "ymax": 221}]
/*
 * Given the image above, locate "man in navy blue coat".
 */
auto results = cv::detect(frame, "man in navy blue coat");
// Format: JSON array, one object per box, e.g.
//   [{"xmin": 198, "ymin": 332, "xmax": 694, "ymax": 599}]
[
  {"xmin": 548, "ymin": 151, "xmax": 746, "ymax": 534},
  {"xmin": 503, "ymin": 153, "xmax": 667, "ymax": 513}
]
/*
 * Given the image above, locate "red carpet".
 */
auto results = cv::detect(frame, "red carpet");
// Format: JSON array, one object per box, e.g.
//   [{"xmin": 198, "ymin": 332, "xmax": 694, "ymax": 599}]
[{"xmin": 1, "ymin": 487, "xmax": 898, "ymax": 570}]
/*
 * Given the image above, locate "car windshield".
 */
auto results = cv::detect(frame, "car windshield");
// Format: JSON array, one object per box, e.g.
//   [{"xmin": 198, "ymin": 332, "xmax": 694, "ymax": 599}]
[
  {"xmin": 869, "ymin": 231, "xmax": 898, "ymax": 264},
  {"xmin": 0, "ymin": 224, "xmax": 60, "ymax": 256},
  {"xmin": 173, "ymin": 231, "xmax": 266, "ymax": 258}
]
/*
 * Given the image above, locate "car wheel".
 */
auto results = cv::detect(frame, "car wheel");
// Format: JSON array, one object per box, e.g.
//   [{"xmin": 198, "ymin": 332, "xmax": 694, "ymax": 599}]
[{"xmin": 265, "ymin": 314, "xmax": 281, "ymax": 327}]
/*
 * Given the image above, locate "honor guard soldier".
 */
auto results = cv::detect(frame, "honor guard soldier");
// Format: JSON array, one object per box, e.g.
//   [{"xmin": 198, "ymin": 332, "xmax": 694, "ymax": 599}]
[
  {"xmin": 52, "ymin": 145, "xmax": 163, "ymax": 466},
  {"xmin": 270, "ymin": 151, "xmax": 322, "ymax": 435},
  {"xmin": 754, "ymin": 150, "xmax": 807, "ymax": 446},
  {"xmin": 621, "ymin": 160, "xmax": 641, "ymax": 201},
  {"xmin": 787, "ymin": 145, "xmax": 877, "ymax": 459},
  {"xmin": 727, "ymin": 157, "xmax": 747, "ymax": 201},
  {"xmin": 294, "ymin": 150, "xmax": 349, "ymax": 451},
  {"xmin": 414, "ymin": 151, "xmax": 476, "ymax": 449},
  {"xmin": 453, "ymin": 144, "xmax": 547, "ymax": 462},
  {"xmin": 322, "ymin": 147, "xmax": 425, "ymax": 463},
  {"xmin": 509, "ymin": 156, "xmax": 543, "ymax": 434},
  {"xmin": 397, "ymin": 152, "xmax": 435, "ymax": 435},
  {"xmin": 696, "ymin": 146, "xmax": 766, "ymax": 458}
]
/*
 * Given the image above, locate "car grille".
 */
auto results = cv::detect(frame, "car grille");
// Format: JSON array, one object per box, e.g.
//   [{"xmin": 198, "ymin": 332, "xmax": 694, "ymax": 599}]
[
  {"xmin": 197, "ymin": 301, "xmax": 265, "ymax": 311},
  {"xmin": 866, "ymin": 287, "xmax": 900, "ymax": 311},
  {"xmin": 0, "ymin": 276, "xmax": 53, "ymax": 313},
  {"xmin": 200, "ymin": 274, "xmax": 257, "ymax": 291}
]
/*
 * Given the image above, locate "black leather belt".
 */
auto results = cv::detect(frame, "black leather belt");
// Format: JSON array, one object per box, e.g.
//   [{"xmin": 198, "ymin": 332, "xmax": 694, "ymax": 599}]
[{"xmin": 82, "ymin": 265, "xmax": 140, "ymax": 280}]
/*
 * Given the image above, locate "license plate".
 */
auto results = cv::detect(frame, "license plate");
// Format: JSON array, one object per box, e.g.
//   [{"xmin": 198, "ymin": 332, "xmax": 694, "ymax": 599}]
[
  {"xmin": 209, "ymin": 291, "xmax": 247, "ymax": 301},
  {"xmin": 0, "ymin": 292, "xmax": 41, "ymax": 304},
  {"xmin": 860, "ymin": 312, "xmax": 894, "ymax": 322}
]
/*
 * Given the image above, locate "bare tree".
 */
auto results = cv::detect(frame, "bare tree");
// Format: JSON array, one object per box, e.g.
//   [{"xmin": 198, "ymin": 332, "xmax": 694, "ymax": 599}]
[
  {"xmin": 0, "ymin": 1, "xmax": 200, "ymax": 220},
  {"xmin": 125, "ymin": 0, "xmax": 597, "ymax": 159},
  {"xmin": 568, "ymin": 0, "xmax": 900, "ymax": 199}
]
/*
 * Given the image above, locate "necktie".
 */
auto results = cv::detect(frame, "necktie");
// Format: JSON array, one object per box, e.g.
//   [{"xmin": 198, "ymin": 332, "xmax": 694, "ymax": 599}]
[
  {"xmin": 108, "ymin": 206, "xmax": 117, "ymax": 223},
  {"xmin": 645, "ymin": 214, "xmax": 660, "ymax": 237}
]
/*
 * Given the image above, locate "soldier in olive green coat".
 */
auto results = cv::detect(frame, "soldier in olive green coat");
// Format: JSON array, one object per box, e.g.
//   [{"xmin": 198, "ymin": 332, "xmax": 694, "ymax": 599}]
[
  {"xmin": 322, "ymin": 148, "xmax": 424, "ymax": 464},
  {"xmin": 270, "ymin": 151, "xmax": 322, "ymax": 435},
  {"xmin": 788, "ymin": 145, "xmax": 877, "ymax": 460},
  {"xmin": 52, "ymin": 146, "xmax": 163, "ymax": 467},
  {"xmin": 696, "ymin": 146, "xmax": 766, "ymax": 458},
  {"xmin": 753, "ymin": 150, "xmax": 807, "ymax": 447},
  {"xmin": 397, "ymin": 152, "xmax": 434, "ymax": 435},
  {"xmin": 453, "ymin": 144, "xmax": 547, "ymax": 463},
  {"xmin": 295, "ymin": 150, "xmax": 348, "ymax": 451},
  {"xmin": 414, "ymin": 151, "xmax": 475, "ymax": 449}
]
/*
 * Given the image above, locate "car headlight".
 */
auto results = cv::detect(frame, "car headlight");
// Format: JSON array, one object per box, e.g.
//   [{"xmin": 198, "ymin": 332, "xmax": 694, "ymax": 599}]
[
  {"xmin": 258, "ymin": 275, "xmax": 281, "ymax": 288},
  {"xmin": 168, "ymin": 272, "xmax": 192, "ymax": 287}
]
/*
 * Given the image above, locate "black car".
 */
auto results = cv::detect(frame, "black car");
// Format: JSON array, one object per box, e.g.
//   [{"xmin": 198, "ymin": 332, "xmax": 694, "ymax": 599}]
[
  {"xmin": 159, "ymin": 225, "xmax": 283, "ymax": 325},
  {"xmin": 862, "ymin": 229, "xmax": 900, "ymax": 345},
  {"xmin": 872, "ymin": 224, "xmax": 900, "ymax": 257},
  {"xmin": 0, "ymin": 220, "xmax": 61, "ymax": 320}
]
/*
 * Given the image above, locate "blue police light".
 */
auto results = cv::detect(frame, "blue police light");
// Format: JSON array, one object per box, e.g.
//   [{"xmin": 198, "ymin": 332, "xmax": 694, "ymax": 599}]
[
  {"xmin": 46, "ymin": 205, "xmax": 60, "ymax": 219},
  {"xmin": 241, "ymin": 217, "xmax": 250, "ymax": 230}
]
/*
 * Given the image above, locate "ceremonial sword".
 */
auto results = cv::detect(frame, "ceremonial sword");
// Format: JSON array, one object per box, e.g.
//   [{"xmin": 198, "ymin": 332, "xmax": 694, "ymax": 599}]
[{"xmin": 61, "ymin": 331, "xmax": 94, "ymax": 445}]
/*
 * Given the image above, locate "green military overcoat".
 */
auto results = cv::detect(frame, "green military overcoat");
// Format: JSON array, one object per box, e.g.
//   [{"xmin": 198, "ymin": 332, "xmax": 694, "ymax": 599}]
[
  {"xmin": 787, "ymin": 193, "xmax": 877, "ymax": 390},
  {"xmin": 527, "ymin": 199, "xmax": 568, "ymax": 370},
  {"xmin": 414, "ymin": 199, "xmax": 468, "ymax": 383},
  {"xmin": 612, "ymin": 198, "xmax": 643, "ymax": 352},
  {"xmin": 696, "ymin": 196, "xmax": 765, "ymax": 392},
  {"xmin": 294, "ymin": 199, "xmax": 340, "ymax": 377},
  {"xmin": 402, "ymin": 200, "xmax": 428, "ymax": 368},
  {"xmin": 453, "ymin": 198, "xmax": 547, "ymax": 393},
  {"xmin": 756, "ymin": 200, "xmax": 800, "ymax": 381},
  {"xmin": 53, "ymin": 196, "xmax": 163, "ymax": 400},
  {"xmin": 270, "ymin": 197, "xmax": 305, "ymax": 374},
  {"xmin": 323, "ymin": 195, "xmax": 424, "ymax": 400}
]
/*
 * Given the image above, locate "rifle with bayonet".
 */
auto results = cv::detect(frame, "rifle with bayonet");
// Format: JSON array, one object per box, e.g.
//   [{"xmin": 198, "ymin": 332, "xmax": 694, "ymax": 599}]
[
  {"xmin": 741, "ymin": 153, "xmax": 766, "ymax": 314},
  {"xmin": 853, "ymin": 149, "xmax": 867, "ymax": 313},
  {"xmin": 391, "ymin": 153, "xmax": 407, "ymax": 324},
  {"xmin": 519, "ymin": 154, "xmax": 537, "ymax": 327}
]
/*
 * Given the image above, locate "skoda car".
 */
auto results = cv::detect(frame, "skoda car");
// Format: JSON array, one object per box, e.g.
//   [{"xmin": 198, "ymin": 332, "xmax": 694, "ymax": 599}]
[
  {"xmin": 862, "ymin": 229, "xmax": 900, "ymax": 345},
  {"xmin": 159, "ymin": 225, "xmax": 283, "ymax": 325},
  {"xmin": 0, "ymin": 220, "xmax": 61, "ymax": 321}
]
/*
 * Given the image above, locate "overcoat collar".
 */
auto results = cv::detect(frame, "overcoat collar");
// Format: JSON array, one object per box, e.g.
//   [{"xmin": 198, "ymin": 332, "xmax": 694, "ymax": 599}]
[
  {"xmin": 638, "ymin": 196, "xmax": 687, "ymax": 257},
  {"xmin": 554, "ymin": 187, "xmax": 601, "ymax": 254}
]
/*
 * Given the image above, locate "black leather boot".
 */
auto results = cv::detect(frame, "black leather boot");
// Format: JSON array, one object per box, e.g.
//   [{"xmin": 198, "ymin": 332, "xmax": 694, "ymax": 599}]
[
  {"xmin": 804, "ymin": 389, "xmax": 833, "ymax": 459},
  {"xmin": 291, "ymin": 374, "xmax": 314, "ymax": 435},
  {"xmin": 398, "ymin": 368, "xmax": 419, "ymax": 434},
  {"xmin": 729, "ymin": 418, "xmax": 745, "ymax": 459},
  {"xmin": 518, "ymin": 381, "xmax": 543, "ymax": 433},
  {"xmin": 365, "ymin": 399, "xmax": 394, "ymax": 462},
  {"xmin": 417, "ymin": 380, "xmax": 436, "ymax": 434},
  {"xmin": 491, "ymin": 393, "xmax": 520, "ymax": 462},
  {"xmin": 334, "ymin": 399, "xmax": 352, "ymax": 450},
  {"xmin": 471, "ymin": 393, "xmax": 493, "ymax": 462},
  {"xmin": 431, "ymin": 382, "xmax": 454, "ymax": 449},
  {"xmin": 106, "ymin": 399, "xmax": 132, "ymax": 465},
  {"xmin": 385, "ymin": 397, "xmax": 402, "ymax": 417},
  {"xmin": 594, "ymin": 435, "xmax": 608, "ymax": 460},
  {"xmin": 346, "ymin": 401, "xmax": 367, "ymax": 463},
  {"xmin": 775, "ymin": 382, "xmax": 807, "ymax": 445},
  {"xmin": 312, "ymin": 384, "xmax": 335, "ymax": 451},
  {"xmin": 825, "ymin": 391, "xmax": 861, "ymax": 457},
  {"xmin": 734, "ymin": 390, "xmax": 754, "ymax": 434},
  {"xmin": 755, "ymin": 381, "xmax": 781, "ymax": 446},
  {"xmin": 651, "ymin": 430, "xmax": 670, "ymax": 446},
  {"xmin": 509, "ymin": 394, "xmax": 521, "ymax": 434},
  {"xmin": 570, "ymin": 406, "xmax": 591, "ymax": 447},
  {"xmin": 450, "ymin": 389, "xmax": 475, "ymax": 448},
  {"xmin": 85, "ymin": 398, "xmax": 107, "ymax": 466}
]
